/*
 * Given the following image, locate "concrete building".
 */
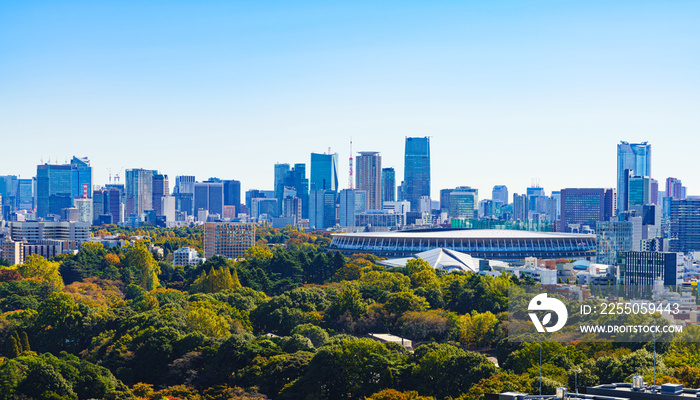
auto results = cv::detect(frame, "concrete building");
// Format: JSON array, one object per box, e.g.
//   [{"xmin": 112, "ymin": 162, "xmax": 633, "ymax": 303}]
[
  {"xmin": 203, "ymin": 222, "xmax": 256, "ymax": 259},
  {"xmin": 1, "ymin": 238, "xmax": 24, "ymax": 265},
  {"xmin": 10, "ymin": 221, "xmax": 90, "ymax": 243},
  {"xmin": 173, "ymin": 246, "xmax": 205, "ymax": 267}
]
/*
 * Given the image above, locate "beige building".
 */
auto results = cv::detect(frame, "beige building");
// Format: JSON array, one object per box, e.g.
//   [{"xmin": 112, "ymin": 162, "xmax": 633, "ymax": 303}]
[
  {"xmin": 204, "ymin": 222, "xmax": 256, "ymax": 259},
  {"xmin": 1, "ymin": 238, "xmax": 24, "ymax": 265}
]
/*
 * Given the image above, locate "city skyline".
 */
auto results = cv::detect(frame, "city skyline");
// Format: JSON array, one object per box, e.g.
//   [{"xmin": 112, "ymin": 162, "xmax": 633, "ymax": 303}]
[{"xmin": 2, "ymin": 2, "xmax": 699, "ymax": 197}]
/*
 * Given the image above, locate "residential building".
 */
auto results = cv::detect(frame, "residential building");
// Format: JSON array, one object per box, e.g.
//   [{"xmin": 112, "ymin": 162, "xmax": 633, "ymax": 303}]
[
  {"xmin": 203, "ymin": 222, "xmax": 255, "ymax": 259},
  {"xmin": 355, "ymin": 151, "xmax": 382, "ymax": 210},
  {"xmin": 125, "ymin": 168, "xmax": 153, "ymax": 219},
  {"xmin": 1, "ymin": 238, "xmax": 23, "ymax": 265},
  {"xmin": 173, "ymin": 246, "xmax": 205, "ymax": 266}
]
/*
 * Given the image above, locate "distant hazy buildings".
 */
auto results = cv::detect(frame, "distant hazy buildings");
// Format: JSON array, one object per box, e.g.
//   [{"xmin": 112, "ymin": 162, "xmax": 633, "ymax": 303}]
[
  {"xmin": 492, "ymin": 185, "xmax": 508, "ymax": 205},
  {"xmin": 403, "ymin": 137, "xmax": 430, "ymax": 212},
  {"xmin": 355, "ymin": 151, "xmax": 382, "ymax": 210},
  {"xmin": 203, "ymin": 222, "xmax": 255, "ymax": 259}
]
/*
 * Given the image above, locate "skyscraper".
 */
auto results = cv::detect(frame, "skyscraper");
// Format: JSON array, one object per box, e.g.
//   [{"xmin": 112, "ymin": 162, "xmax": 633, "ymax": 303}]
[
  {"xmin": 309, "ymin": 189, "xmax": 336, "ymax": 229},
  {"xmin": 70, "ymin": 156, "xmax": 92, "ymax": 200},
  {"xmin": 310, "ymin": 153, "xmax": 338, "ymax": 192},
  {"xmin": 381, "ymin": 168, "xmax": 395, "ymax": 203},
  {"xmin": 194, "ymin": 180, "xmax": 224, "ymax": 218},
  {"xmin": 223, "ymin": 180, "xmax": 241, "ymax": 216},
  {"xmin": 152, "ymin": 173, "xmax": 169, "ymax": 216},
  {"xmin": 559, "ymin": 188, "xmax": 611, "ymax": 230},
  {"xmin": 174, "ymin": 175, "xmax": 195, "ymax": 216},
  {"xmin": 669, "ymin": 197, "xmax": 700, "ymax": 253},
  {"xmin": 666, "ymin": 177, "xmax": 684, "ymax": 199},
  {"xmin": 617, "ymin": 141, "xmax": 651, "ymax": 215},
  {"xmin": 492, "ymin": 185, "xmax": 508, "ymax": 205},
  {"xmin": 355, "ymin": 151, "xmax": 382, "ymax": 210},
  {"xmin": 403, "ymin": 137, "xmax": 430, "ymax": 212},
  {"xmin": 36, "ymin": 164, "xmax": 73, "ymax": 218},
  {"xmin": 125, "ymin": 168, "xmax": 153, "ymax": 218},
  {"xmin": 627, "ymin": 176, "xmax": 651, "ymax": 207},
  {"xmin": 339, "ymin": 189, "xmax": 367, "ymax": 226},
  {"xmin": 16, "ymin": 178, "xmax": 33, "ymax": 211},
  {"xmin": 274, "ymin": 163, "xmax": 290, "ymax": 216}
]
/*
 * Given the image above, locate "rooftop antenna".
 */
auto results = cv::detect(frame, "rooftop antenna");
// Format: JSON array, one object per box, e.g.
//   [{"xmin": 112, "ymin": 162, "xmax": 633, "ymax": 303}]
[{"xmin": 349, "ymin": 139, "xmax": 354, "ymax": 189}]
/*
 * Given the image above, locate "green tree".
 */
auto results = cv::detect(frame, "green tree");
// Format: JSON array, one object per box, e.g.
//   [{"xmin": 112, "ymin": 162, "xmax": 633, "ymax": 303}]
[
  {"xmin": 4, "ymin": 336, "xmax": 20, "ymax": 358},
  {"xmin": 124, "ymin": 243, "xmax": 160, "ymax": 290},
  {"xmin": 328, "ymin": 286, "xmax": 368, "ymax": 321},
  {"xmin": 385, "ymin": 291, "xmax": 429, "ymax": 315},
  {"xmin": 291, "ymin": 324, "xmax": 329, "ymax": 348},
  {"xmin": 19, "ymin": 331, "xmax": 30, "ymax": 353}
]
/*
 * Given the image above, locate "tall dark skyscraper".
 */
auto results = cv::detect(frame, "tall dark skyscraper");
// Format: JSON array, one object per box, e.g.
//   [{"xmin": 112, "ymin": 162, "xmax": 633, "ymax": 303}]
[
  {"xmin": 403, "ymin": 137, "xmax": 430, "ymax": 212},
  {"xmin": 286, "ymin": 164, "xmax": 309, "ymax": 219},
  {"xmin": 310, "ymin": 153, "xmax": 338, "ymax": 192},
  {"xmin": 223, "ymin": 180, "xmax": 241, "ymax": 215},
  {"xmin": 381, "ymin": 167, "xmax": 395, "ymax": 203},
  {"xmin": 152, "ymin": 173, "xmax": 169, "ymax": 216},
  {"xmin": 559, "ymin": 188, "xmax": 614, "ymax": 231},
  {"xmin": 617, "ymin": 141, "xmax": 651, "ymax": 216},
  {"xmin": 194, "ymin": 181, "xmax": 224, "ymax": 217}
]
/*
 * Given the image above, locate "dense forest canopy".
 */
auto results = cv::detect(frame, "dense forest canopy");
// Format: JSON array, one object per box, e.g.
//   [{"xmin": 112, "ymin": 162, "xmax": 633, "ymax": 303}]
[{"xmin": 0, "ymin": 224, "xmax": 698, "ymax": 400}]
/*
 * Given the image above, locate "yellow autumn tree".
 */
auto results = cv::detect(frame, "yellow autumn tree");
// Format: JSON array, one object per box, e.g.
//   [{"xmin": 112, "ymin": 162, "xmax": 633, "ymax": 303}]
[
  {"xmin": 458, "ymin": 310, "xmax": 499, "ymax": 349},
  {"xmin": 185, "ymin": 306, "xmax": 231, "ymax": 337},
  {"xmin": 192, "ymin": 267, "xmax": 241, "ymax": 293},
  {"xmin": 17, "ymin": 254, "xmax": 64, "ymax": 288}
]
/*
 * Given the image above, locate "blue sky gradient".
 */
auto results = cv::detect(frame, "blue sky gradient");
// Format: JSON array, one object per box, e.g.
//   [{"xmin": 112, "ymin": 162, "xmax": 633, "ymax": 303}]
[{"xmin": 2, "ymin": 1, "xmax": 699, "ymax": 198}]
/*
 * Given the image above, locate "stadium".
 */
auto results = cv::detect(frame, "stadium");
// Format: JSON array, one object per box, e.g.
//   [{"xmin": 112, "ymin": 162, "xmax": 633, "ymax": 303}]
[{"xmin": 329, "ymin": 229, "xmax": 596, "ymax": 261}]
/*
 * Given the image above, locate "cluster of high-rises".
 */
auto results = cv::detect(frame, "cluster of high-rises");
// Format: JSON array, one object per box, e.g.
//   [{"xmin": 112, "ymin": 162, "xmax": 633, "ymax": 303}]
[{"xmin": 1, "ymin": 138, "xmax": 700, "ymax": 266}]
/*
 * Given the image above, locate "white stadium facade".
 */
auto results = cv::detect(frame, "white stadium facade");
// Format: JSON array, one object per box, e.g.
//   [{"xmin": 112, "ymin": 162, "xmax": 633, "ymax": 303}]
[{"xmin": 329, "ymin": 229, "xmax": 596, "ymax": 261}]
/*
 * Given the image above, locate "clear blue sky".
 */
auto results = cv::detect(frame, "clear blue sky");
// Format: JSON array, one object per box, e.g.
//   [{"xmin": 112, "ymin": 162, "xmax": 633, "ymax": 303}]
[{"xmin": 1, "ymin": 1, "xmax": 699, "ymax": 199}]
